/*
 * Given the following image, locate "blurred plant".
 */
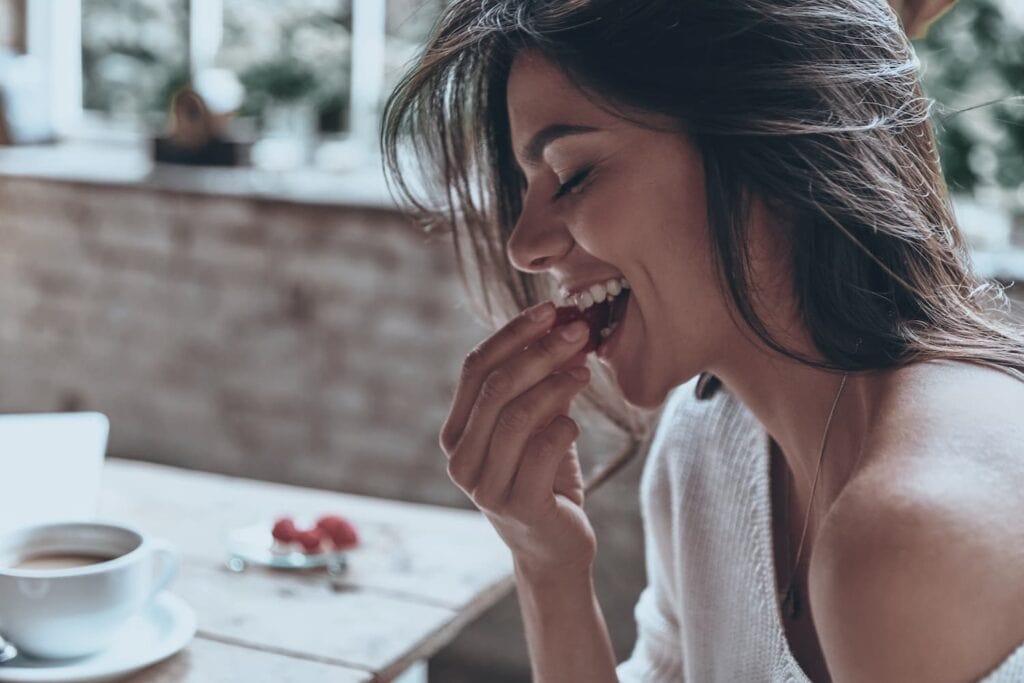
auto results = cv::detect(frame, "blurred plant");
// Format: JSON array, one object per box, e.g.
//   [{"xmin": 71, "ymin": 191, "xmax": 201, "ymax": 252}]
[
  {"xmin": 918, "ymin": 0, "xmax": 1024, "ymax": 203},
  {"xmin": 239, "ymin": 58, "xmax": 318, "ymax": 108},
  {"xmin": 82, "ymin": 0, "xmax": 188, "ymax": 127},
  {"xmin": 221, "ymin": 3, "xmax": 353, "ymax": 134}
]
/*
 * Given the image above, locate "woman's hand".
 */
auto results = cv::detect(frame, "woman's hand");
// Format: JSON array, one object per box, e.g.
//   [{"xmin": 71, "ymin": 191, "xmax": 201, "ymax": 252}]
[{"xmin": 439, "ymin": 301, "xmax": 597, "ymax": 580}]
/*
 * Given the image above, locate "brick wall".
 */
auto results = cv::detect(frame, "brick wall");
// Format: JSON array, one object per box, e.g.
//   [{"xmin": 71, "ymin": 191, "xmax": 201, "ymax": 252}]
[
  {"xmin": 0, "ymin": 179, "xmax": 477, "ymax": 498},
  {"xmin": 0, "ymin": 176, "xmax": 646, "ymax": 680}
]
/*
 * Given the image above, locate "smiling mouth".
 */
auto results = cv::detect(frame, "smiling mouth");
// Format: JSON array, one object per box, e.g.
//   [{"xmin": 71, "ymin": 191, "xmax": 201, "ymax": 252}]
[{"xmin": 554, "ymin": 288, "xmax": 631, "ymax": 354}]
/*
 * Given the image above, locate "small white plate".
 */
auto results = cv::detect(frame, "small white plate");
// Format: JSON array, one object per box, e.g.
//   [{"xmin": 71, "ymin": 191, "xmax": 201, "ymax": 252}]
[
  {"xmin": 224, "ymin": 519, "xmax": 349, "ymax": 572},
  {"xmin": 0, "ymin": 592, "xmax": 196, "ymax": 683}
]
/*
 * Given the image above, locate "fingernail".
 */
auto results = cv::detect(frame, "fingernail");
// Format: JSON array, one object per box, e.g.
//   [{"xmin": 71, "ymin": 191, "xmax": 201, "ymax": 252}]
[
  {"xmin": 568, "ymin": 367, "xmax": 590, "ymax": 382},
  {"xmin": 527, "ymin": 301, "xmax": 554, "ymax": 322},
  {"xmin": 560, "ymin": 321, "xmax": 588, "ymax": 341}
]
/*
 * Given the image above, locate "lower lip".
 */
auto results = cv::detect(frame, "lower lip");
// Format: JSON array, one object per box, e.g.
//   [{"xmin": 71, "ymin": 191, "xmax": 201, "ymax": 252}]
[{"xmin": 596, "ymin": 295, "xmax": 629, "ymax": 362}]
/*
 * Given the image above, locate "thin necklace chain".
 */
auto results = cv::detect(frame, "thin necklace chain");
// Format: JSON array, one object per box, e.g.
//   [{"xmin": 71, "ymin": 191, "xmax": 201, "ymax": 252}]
[{"xmin": 780, "ymin": 370, "xmax": 849, "ymax": 619}]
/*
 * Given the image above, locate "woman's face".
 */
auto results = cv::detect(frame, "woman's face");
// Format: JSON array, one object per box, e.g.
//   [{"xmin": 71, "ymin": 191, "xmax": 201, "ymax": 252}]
[{"xmin": 505, "ymin": 50, "xmax": 742, "ymax": 407}]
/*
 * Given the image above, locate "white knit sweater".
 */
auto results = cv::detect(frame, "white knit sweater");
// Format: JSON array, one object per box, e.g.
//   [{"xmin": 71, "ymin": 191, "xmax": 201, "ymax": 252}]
[{"xmin": 615, "ymin": 376, "xmax": 1024, "ymax": 682}]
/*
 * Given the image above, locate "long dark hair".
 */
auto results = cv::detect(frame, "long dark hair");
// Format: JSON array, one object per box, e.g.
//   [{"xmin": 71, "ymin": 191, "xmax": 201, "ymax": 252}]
[{"xmin": 381, "ymin": 0, "xmax": 1024, "ymax": 494}]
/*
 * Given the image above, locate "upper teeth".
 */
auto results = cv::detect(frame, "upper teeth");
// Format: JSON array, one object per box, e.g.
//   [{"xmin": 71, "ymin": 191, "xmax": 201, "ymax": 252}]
[{"xmin": 568, "ymin": 277, "xmax": 629, "ymax": 311}]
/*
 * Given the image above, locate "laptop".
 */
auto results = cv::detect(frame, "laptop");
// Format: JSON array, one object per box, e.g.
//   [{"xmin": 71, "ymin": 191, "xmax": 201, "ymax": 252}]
[{"xmin": 0, "ymin": 412, "xmax": 110, "ymax": 536}]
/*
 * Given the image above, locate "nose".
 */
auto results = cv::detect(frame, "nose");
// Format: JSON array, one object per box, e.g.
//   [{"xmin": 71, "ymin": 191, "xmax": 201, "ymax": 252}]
[{"xmin": 506, "ymin": 208, "xmax": 574, "ymax": 274}]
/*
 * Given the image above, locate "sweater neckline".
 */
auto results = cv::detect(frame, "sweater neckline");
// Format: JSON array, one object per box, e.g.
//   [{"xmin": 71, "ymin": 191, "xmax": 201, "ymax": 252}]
[{"xmin": 757, "ymin": 426, "xmax": 815, "ymax": 683}]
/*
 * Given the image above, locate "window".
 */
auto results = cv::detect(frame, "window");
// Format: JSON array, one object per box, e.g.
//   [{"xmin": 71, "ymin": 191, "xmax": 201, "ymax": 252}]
[
  {"xmin": 15, "ymin": 0, "xmax": 442, "ymax": 159},
  {"xmin": 81, "ymin": 0, "xmax": 189, "ymax": 131}
]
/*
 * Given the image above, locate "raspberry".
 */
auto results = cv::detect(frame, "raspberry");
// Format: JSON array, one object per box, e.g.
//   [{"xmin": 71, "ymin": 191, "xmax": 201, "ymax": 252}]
[
  {"xmin": 316, "ymin": 514, "xmax": 345, "ymax": 533},
  {"xmin": 296, "ymin": 528, "xmax": 323, "ymax": 553},
  {"xmin": 325, "ymin": 518, "xmax": 359, "ymax": 549},
  {"xmin": 272, "ymin": 517, "xmax": 297, "ymax": 542}
]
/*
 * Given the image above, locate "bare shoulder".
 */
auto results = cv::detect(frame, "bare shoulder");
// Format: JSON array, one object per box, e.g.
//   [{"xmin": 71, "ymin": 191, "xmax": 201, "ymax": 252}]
[
  {"xmin": 871, "ymin": 358, "xmax": 1024, "ymax": 451},
  {"xmin": 810, "ymin": 360, "xmax": 1024, "ymax": 683}
]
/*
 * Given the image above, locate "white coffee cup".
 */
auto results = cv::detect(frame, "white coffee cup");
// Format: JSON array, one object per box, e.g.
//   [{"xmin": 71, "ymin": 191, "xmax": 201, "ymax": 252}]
[{"xmin": 0, "ymin": 521, "xmax": 179, "ymax": 659}]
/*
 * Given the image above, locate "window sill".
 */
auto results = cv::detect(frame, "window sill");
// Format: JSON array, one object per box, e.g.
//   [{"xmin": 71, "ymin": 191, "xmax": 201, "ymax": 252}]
[{"xmin": 0, "ymin": 141, "xmax": 398, "ymax": 210}]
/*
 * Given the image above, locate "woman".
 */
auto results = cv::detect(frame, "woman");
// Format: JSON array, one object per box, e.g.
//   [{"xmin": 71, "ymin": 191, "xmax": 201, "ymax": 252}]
[{"xmin": 382, "ymin": 0, "xmax": 1024, "ymax": 680}]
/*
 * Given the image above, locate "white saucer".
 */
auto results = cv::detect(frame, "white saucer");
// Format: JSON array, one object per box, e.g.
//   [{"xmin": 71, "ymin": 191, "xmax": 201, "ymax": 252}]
[
  {"xmin": 225, "ymin": 519, "xmax": 349, "ymax": 571},
  {"xmin": 0, "ymin": 592, "xmax": 196, "ymax": 683}
]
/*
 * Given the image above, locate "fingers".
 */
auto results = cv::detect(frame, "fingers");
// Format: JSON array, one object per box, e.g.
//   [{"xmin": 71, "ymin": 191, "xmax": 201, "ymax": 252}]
[
  {"xmin": 444, "ymin": 320, "xmax": 589, "ymax": 487},
  {"xmin": 554, "ymin": 347, "xmax": 589, "ymax": 374},
  {"xmin": 467, "ymin": 366, "xmax": 590, "ymax": 511},
  {"xmin": 509, "ymin": 414, "xmax": 581, "ymax": 518},
  {"xmin": 440, "ymin": 301, "xmax": 556, "ymax": 454},
  {"xmin": 442, "ymin": 309, "xmax": 589, "ymax": 459}
]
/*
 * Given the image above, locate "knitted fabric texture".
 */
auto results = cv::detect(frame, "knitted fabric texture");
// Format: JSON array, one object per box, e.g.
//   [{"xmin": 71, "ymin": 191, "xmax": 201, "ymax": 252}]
[{"xmin": 616, "ymin": 377, "xmax": 1024, "ymax": 682}]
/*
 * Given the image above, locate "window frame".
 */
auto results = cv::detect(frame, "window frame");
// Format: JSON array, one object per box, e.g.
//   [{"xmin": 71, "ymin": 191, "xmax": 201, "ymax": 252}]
[{"xmin": 24, "ymin": 0, "xmax": 386, "ymax": 156}]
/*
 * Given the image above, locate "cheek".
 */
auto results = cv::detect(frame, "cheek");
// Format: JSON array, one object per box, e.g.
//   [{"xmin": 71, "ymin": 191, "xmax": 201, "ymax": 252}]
[
  {"xmin": 570, "ymin": 144, "xmax": 707, "ymax": 263},
  {"xmin": 568, "ymin": 186, "xmax": 683, "ymax": 262},
  {"xmin": 565, "ymin": 192, "xmax": 629, "ymax": 258},
  {"xmin": 570, "ymin": 188, "xmax": 712, "ymax": 297}
]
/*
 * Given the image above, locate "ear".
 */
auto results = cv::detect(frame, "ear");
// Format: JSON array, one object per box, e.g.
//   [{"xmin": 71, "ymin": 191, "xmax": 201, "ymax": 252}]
[{"xmin": 890, "ymin": 0, "xmax": 959, "ymax": 39}]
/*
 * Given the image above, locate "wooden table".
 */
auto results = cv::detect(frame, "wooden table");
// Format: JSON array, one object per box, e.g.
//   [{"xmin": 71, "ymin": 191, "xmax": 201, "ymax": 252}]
[{"xmin": 96, "ymin": 458, "xmax": 516, "ymax": 682}]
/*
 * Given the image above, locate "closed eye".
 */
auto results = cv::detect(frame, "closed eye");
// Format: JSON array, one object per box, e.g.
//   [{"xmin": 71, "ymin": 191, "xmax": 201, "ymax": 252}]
[{"xmin": 552, "ymin": 166, "xmax": 593, "ymax": 201}]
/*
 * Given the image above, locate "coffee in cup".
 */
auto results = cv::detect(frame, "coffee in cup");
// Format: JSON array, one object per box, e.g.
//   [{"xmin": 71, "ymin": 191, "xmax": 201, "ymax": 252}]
[
  {"xmin": 0, "ymin": 521, "xmax": 179, "ymax": 659},
  {"xmin": 11, "ymin": 552, "xmax": 115, "ymax": 570}
]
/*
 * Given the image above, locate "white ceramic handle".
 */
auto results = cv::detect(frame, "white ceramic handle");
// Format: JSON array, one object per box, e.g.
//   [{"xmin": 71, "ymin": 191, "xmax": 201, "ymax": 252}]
[{"xmin": 147, "ymin": 538, "xmax": 179, "ymax": 602}]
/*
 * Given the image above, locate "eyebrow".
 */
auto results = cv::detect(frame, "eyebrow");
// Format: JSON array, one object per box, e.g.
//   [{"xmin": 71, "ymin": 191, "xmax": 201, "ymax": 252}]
[{"xmin": 519, "ymin": 123, "xmax": 602, "ymax": 168}]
